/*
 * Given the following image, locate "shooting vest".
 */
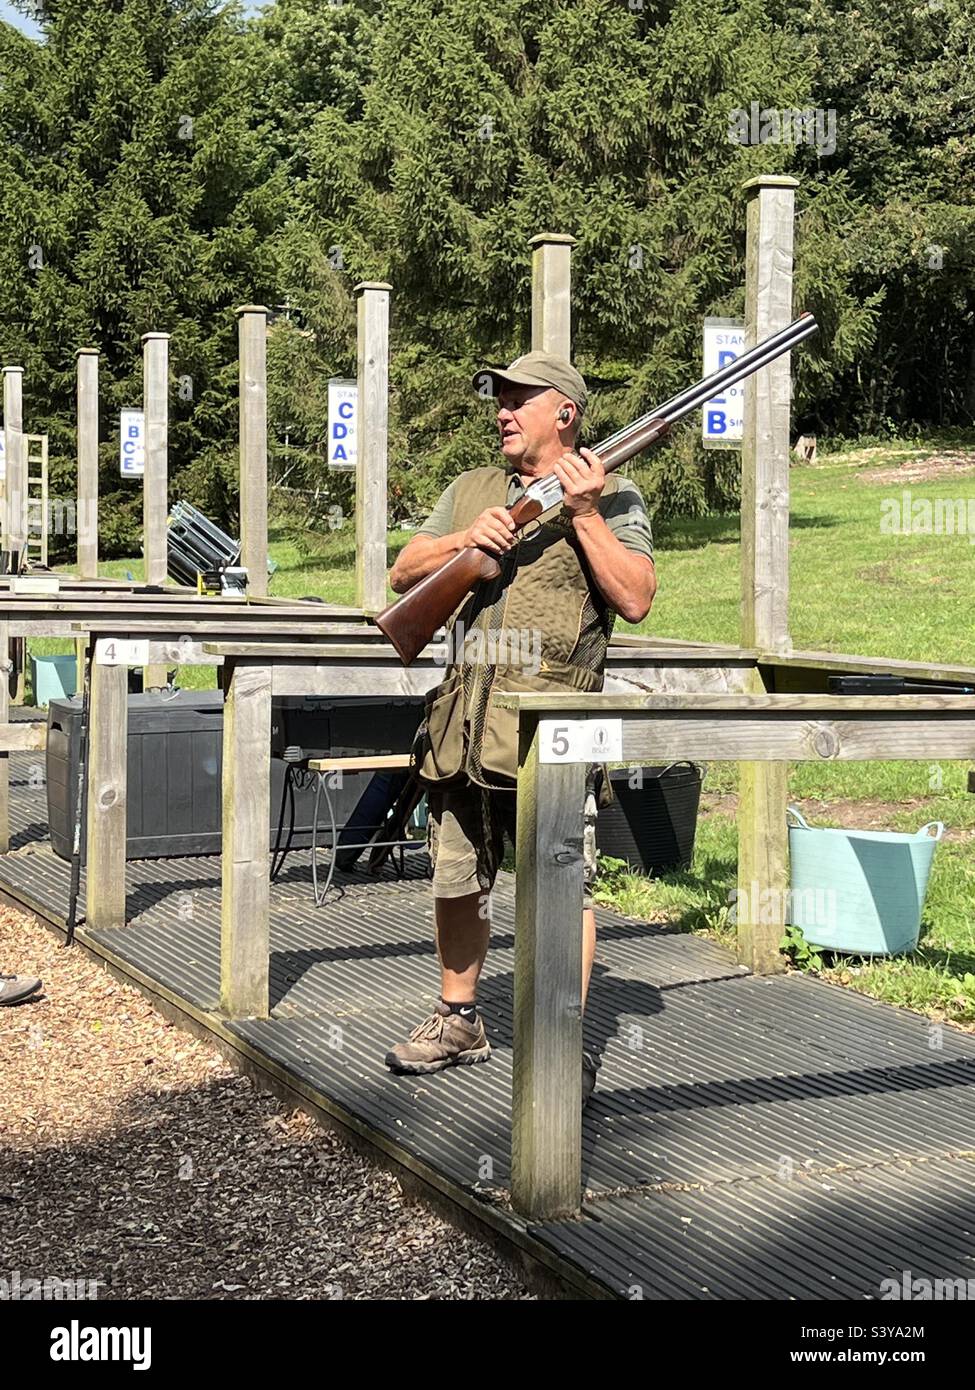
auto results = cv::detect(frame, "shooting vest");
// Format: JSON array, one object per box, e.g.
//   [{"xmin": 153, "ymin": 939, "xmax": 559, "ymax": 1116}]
[{"xmin": 413, "ymin": 465, "xmax": 624, "ymax": 792}]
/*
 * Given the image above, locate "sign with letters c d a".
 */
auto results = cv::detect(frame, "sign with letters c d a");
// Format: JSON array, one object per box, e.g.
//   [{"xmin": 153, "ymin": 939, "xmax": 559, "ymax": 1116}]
[{"xmin": 328, "ymin": 378, "xmax": 357, "ymax": 471}]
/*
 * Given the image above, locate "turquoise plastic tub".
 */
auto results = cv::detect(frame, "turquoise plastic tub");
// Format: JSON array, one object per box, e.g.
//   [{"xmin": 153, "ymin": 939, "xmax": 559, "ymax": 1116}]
[
  {"xmin": 31, "ymin": 653, "xmax": 78, "ymax": 706},
  {"xmin": 787, "ymin": 807, "xmax": 943, "ymax": 956}
]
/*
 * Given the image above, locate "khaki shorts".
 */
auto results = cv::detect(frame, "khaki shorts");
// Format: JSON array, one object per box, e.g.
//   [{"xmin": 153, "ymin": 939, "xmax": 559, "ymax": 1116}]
[{"xmin": 426, "ymin": 773, "xmax": 599, "ymax": 909}]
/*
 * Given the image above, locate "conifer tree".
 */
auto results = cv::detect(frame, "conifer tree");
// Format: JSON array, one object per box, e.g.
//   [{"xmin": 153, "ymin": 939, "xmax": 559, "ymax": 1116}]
[
  {"xmin": 0, "ymin": 0, "xmax": 285, "ymax": 555},
  {"xmin": 268, "ymin": 0, "xmax": 874, "ymax": 522}
]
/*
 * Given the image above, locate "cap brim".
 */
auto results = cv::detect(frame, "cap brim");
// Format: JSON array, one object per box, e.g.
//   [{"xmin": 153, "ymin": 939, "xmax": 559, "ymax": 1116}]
[{"xmin": 471, "ymin": 366, "xmax": 555, "ymax": 398}]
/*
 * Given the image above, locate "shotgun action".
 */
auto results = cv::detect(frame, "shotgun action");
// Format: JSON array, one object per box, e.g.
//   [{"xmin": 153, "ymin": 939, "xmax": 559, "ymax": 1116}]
[{"xmin": 375, "ymin": 312, "xmax": 818, "ymax": 664}]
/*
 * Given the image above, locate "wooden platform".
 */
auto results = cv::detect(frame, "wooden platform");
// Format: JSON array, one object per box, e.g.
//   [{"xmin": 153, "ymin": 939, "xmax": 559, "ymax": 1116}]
[{"xmin": 5, "ymin": 747, "xmax": 975, "ymax": 1299}]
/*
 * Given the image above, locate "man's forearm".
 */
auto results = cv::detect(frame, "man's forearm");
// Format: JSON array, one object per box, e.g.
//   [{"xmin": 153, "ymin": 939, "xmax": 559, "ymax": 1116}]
[
  {"xmin": 570, "ymin": 511, "xmax": 656, "ymax": 624},
  {"xmin": 389, "ymin": 531, "xmax": 470, "ymax": 593}
]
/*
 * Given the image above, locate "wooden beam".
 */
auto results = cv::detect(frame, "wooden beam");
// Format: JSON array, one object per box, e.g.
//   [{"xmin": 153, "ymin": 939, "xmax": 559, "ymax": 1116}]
[
  {"xmin": 0, "ymin": 620, "xmax": 9, "ymax": 852},
  {"xmin": 511, "ymin": 715, "xmax": 585, "ymax": 1220},
  {"xmin": 762, "ymin": 648, "xmax": 975, "ymax": 688},
  {"xmin": 220, "ymin": 659, "xmax": 272, "ymax": 1019},
  {"xmin": 237, "ymin": 305, "xmax": 269, "ymax": 599},
  {"xmin": 493, "ymin": 692, "xmax": 975, "ymax": 712},
  {"xmin": 66, "ymin": 619, "xmax": 381, "ymax": 636},
  {"xmin": 203, "ymin": 639, "xmax": 445, "ymax": 661},
  {"xmin": 0, "ymin": 598, "xmax": 364, "ymax": 616},
  {"xmin": 0, "ymin": 721, "xmax": 45, "ymax": 751},
  {"xmin": 76, "ymin": 348, "xmax": 99, "ymax": 579},
  {"xmin": 492, "ymin": 692, "xmax": 975, "ymax": 758},
  {"xmin": 529, "ymin": 232, "xmax": 576, "ymax": 357},
  {"xmin": 354, "ymin": 282, "xmax": 391, "ymax": 615},
  {"xmin": 609, "ymin": 633, "xmax": 761, "ymax": 657},
  {"xmin": 271, "ymin": 662, "xmax": 441, "ymax": 698},
  {"xmin": 555, "ymin": 714, "xmax": 975, "ymax": 762},
  {"xmin": 85, "ymin": 655, "xmax": 128, "ymax": 931},
  {"xmin": 603, "ymin": 663, "xmax": 756, "ymax": 696}
]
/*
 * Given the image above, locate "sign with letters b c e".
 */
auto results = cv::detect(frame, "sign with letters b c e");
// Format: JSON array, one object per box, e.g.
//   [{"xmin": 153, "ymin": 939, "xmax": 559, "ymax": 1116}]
[{"xmin": 120, "ymin": 409, "xmax": 145, "ymax": 477}]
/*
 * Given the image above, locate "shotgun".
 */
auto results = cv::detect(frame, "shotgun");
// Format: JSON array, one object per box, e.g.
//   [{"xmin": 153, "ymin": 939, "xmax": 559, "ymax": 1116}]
[{"xmin": 375, "ymin": 312, "xmax": 818, "ymax": 664}]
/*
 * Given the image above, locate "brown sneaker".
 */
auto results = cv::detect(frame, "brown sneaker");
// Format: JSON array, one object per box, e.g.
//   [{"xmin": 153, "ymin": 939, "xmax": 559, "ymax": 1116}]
[{"xmin": 385, "ymin": 1002, "xmax": 491, "ymax": 1075}]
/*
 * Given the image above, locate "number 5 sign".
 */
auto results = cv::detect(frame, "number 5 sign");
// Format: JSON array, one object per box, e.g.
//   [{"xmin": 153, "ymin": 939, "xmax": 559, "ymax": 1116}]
[{"xmin": 539, "ymin": 719, "xmax": 623, "ymax": 764}]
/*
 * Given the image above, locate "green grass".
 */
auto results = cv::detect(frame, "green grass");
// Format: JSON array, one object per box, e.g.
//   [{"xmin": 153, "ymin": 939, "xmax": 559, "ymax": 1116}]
[
  {"xmin": 35, "ymin": 435, "xmax": 975, "ymax": 1026},
  {"xmin": 605, "ymin": 432, "xmax": 975, "ymax": 1026}
]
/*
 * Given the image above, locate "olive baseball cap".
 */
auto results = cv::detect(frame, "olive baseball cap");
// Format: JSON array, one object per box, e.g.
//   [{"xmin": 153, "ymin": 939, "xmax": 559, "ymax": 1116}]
[{"xmin": 472, "ymin": 351, "xmax": 588, "ymax": 415}]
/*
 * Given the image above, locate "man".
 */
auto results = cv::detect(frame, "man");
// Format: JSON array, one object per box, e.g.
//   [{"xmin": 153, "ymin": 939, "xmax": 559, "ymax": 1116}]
[
  {"xmin": 384, "ymin": 351, "xmax": 656, "ymax": 1103},
  {"xmin": 0, "ymin": 972, "xmax": 42, "ymax": 1005}
]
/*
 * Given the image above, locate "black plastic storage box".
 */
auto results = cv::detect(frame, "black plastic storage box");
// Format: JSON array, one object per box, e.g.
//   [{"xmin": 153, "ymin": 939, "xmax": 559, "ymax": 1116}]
[
  {"xmin": 596, "ymin": 762, "xmax": 704, "ymax": 876},
  {"xmin": 46, "ymin": 691, "xmax": 419, "ymax": 863},
  {"xmin": 269, "ymin": 695, "xmax": 425, "ymax": 763}
]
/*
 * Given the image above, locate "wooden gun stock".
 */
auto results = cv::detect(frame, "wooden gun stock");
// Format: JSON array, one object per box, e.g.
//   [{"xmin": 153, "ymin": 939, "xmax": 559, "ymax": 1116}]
[
  {"xmin": 375, "ymin": 490, "xmax": 554, "ymax": 664},
  {"xmin": 376, "ymin": 545, "xmax": 500, "ymax": 664}
]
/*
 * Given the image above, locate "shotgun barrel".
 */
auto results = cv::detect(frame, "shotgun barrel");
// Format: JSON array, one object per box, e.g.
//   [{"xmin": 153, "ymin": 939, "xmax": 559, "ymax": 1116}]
[{"xmin": 375, "ymin": 312, "xmax": 818, "ymax": 664}]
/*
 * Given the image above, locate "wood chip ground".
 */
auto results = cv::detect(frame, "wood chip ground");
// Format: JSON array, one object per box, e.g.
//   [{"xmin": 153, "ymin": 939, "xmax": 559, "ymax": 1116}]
[{"xmin": 0, "ymin": 906, "xmax": 534, "ymax": 1300}]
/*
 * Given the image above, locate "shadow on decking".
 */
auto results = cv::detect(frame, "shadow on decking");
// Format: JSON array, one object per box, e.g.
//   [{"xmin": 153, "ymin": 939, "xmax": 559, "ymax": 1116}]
[{"xmin": 5, "ymin": 758, "xmax": 975, "ymax": 1299}]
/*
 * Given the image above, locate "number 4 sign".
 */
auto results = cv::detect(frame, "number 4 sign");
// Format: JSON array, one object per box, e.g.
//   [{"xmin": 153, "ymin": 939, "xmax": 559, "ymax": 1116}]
[
  {"xmin": 95, "ymin": 638, "xmax": 149, "ymax": 666},
  {"xmin": 539, "ymin": 719, "xmax": 623, "ymax": 764}
]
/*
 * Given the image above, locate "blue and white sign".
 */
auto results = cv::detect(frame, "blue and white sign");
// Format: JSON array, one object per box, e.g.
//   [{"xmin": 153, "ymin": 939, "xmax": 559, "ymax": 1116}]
[
  {"xmin": 328, "ymin": 377, "xmax": 357, "ymax": 471},
  {"xmin": 120, "ymin": 409, "xmax": 145, "ymax": 477},
  {"xmin": 702, "ymin": 318, "xmax": 746, "ymax": 448}
]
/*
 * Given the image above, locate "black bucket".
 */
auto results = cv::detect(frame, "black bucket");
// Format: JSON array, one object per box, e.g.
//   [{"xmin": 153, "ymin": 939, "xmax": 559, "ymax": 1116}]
[{"xmin": 596, "ymin": 762, "xmax": 704, "ymax": 876}]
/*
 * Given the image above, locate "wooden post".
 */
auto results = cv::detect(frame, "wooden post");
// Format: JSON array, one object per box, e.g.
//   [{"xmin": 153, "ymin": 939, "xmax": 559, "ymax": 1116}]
[
  {"xmin": 529, "ymin": 233, "xmax": 576, "ymax": 358},
  {"xmin": 237, "ymin": 305, "xmax": 269, "ymax": 599},
  {"xmin": 3, "ymin": 366, "xmax": 26, "ymax": 564},
  {"xmin": 142, "ymin": 333, "xmax": 169, "ymax": 587},
  {"xmin": 3, "ymin": 368, "xmax": 27, "ymax": 703},
  {"xmin": 77, "ymin": 348, "xmax": 99, "ymax": 580},
  {"xmin": 0, "ymin": 620, "xmax": 9, "ymax": 853},
  {"xmin": 220, "ymin": 658, "xmax": 271, "ymax": 1018},
  {"xmin": 511, "ymin": 714, "xmax": 585, "ymax": 1220},
  {"xmin": 737, "ymin": 758, "xmax": 790, "ymax": 974},
  {"xmin": 354, "ymin": 282, "xmax": 390, "ymax": 615},
  {"xmin": 85, "ymin": 651, "xmax": 128, "ymax": 931},
  {"xmin": 142, "ymin": 332, "xmax": 169, "ymax": 687},
  {"xmin": 740, "ymin": 174, "xmax": 797, "ymax": 654},
  {"xmin": 737, "ymin": 174, "xmax": 798, "ymax": 974}
]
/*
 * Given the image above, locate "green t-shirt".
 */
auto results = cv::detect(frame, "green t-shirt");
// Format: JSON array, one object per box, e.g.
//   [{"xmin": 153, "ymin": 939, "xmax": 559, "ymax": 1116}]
[{"xmin": 417, "ymin": 471, "xmax": 655, "ymax": 563}]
